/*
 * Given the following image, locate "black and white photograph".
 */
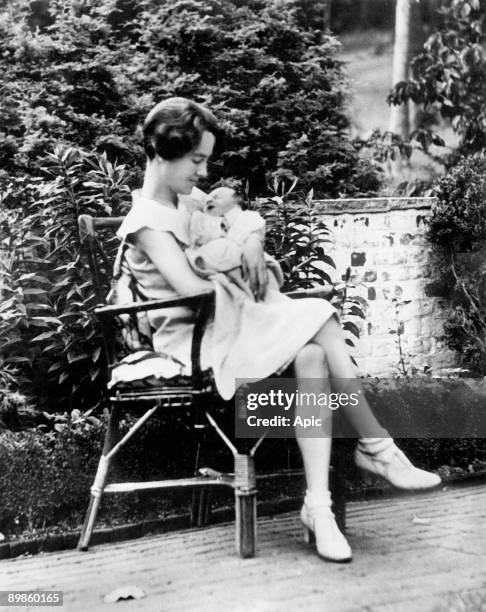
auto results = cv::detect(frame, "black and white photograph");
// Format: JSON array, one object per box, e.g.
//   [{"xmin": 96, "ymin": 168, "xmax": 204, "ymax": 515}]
[{"xmin": 1, "ymin": 0, "xmax": 486, "ymax": 610}]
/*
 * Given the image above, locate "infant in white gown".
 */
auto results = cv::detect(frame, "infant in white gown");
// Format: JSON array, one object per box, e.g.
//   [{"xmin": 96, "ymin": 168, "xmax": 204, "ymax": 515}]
[{"xmin": 185, "ymin": 186, "xmax": 283, "ymax": 297}]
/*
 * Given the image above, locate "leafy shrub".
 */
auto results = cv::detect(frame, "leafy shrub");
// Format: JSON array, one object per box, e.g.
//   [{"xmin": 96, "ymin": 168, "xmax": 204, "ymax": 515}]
[
  {"xmin": 257, "ymin": 180, "xmax": 334, "ymax": 291},
  {"xmin": 427, "ymin": 153, "xmax": 486, "ymax": 374},
  {"xmin": 389, "ymin": 0, "xmax": 486, "ymax": 156},
  {"xmin": 428, "ymin": 153, "xmax": 486, "ymax": 250},
  {"xmin": 0, "ymin": 0, "xmax": 383, "ymax": 413},
  {"xmin": 0, "ymin": 409, "xmax": 193, "ymax": 536},
  {"xmin": 0, "ymin": 146, "xmax": 131, "ymax": 411},
  {"xmin": 0, "ymin": 0, "xmax": 378, "ymax": 196},
  {"xmin": 0, "ymin": 384, "xmax": 37, "ymax": 432},
  {"xmin": 0, "ymin": 425, "xmax": 102, "ymax": 533}
]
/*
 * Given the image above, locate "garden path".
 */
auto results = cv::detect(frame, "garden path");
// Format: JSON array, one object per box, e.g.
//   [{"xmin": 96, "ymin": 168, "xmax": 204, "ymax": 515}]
[{"xmin": 2, "ymin": 482, "xmax": 486, "ymax": 612}]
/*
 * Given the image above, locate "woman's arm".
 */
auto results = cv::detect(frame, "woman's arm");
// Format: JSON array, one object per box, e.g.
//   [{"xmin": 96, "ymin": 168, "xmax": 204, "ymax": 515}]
[{"xmin": 136, "ymin": 228, "xmax": 213, "ymax": 294}]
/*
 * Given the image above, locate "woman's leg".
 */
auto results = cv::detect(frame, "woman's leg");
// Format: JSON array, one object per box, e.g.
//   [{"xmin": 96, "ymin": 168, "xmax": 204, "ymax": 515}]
[
  {"xmin": 293, "ymin": 343, "xmax": 333, "ymax": 491},
  {"xmin": 312, "ymin": 316, "xmax": 388, "ymax": 438},
  {"xmin": 311, "ymin": 316, "xmax": 441, "ymax": 490},
  {"xmin": 293, "ymin": 343, "xmax": 352, "ymax": 563}
]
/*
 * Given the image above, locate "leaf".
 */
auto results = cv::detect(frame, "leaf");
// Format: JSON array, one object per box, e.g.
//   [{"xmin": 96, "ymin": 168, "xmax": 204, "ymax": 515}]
[
  {"xmin": 349, "ymin": 306, "xmax": 366, "ymax": 319},
  {"xmin": 412, "ymin": 515, "xmax": 431, "ymax": 525},
  {"xmin": 19, "ymin": 273, "xmax": 50, "ymax": 284},
  {"xmin": 59, "ymin": 372, "xmax": 70, "ymax": 384},
  {"xmin": 5, "ymin": 356, "xmax": 32, "ymax": 364},
  {"xmin": 0, "ymin": 339, "xmax": 23, "ymax": 349},
  {"xmin": 26, "ymin": 304, "xmax": 54, "ymax": 312},
  {"xmin": 343, "ymin": 321, "xmax": 360, "ymax": 337},
  {"xmin": 103, "ymin": 586, "xmax": 145, "ymax": 604},
  {"xmin": 67, "ymin": 352, "xmax": 89, "ymax": 363},
  {"xmin": 31, "ymin": 331, "xmax": 58, "ymax": 342},
  {"xmin": 44, "ymin": 342, "xmax": 64, "ymax": 352},
  {"xmin": 431, "ymin": 134, "xmax": 446, "ymax": 147},
  {"xmin": 31, "ymin": 316, "xmax": 61, "ymax": 324},
  {"xmin": 22, "ymin": 288, "xmax": 47, "ymax": 296}
]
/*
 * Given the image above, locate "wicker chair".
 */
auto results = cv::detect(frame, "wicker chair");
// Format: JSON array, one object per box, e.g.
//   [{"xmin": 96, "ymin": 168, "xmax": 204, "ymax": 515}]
[{"xmin": 76, "ymin": 214, "xmax": 346, "ymax": 558}]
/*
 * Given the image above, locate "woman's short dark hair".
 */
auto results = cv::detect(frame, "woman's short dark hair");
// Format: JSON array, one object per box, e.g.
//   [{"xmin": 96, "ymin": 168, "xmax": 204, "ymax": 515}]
[{"xmin": 142, "ymin": 97, "xmax": 220, "ymax": 161}]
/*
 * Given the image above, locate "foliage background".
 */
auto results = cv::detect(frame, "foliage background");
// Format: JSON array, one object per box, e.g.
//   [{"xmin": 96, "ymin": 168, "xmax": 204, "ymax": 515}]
[
  {"xmin": 427, "ymin": 153, "xmax": 486, "ymax": 375},
  {"xmin": 0, "ymin": 0, "xmax": 380, "ymax": 195},
  {"xmin": 0, "ymin": 0, "xmax": 382, "ymax": 414},
  {"xmin": 389, "ymin": 0, "xmax": 486, "ymax": 159}
]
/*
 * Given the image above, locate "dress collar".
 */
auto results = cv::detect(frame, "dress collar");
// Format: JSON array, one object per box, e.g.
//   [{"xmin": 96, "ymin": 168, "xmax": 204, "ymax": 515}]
[{"xmin": 132, "ymin": 189, "xmax": 177, "ymax": 210}]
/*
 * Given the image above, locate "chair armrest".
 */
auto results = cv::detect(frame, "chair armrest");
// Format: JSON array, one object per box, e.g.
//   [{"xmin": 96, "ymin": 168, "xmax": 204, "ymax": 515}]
[
  {"xmin": 93, "ymin": 290, "xmax": 215, "ymax": 319},
  {"xmin": 78, "ymin": 214, "xmax": 124, "ymax": 242},
  {"xmin": 95, "ymin": 289, "xmax": 215, "ymax": 391},
  {"xmin": 286, "ymin": 286, "xmax": 336, "ymax": 301}
]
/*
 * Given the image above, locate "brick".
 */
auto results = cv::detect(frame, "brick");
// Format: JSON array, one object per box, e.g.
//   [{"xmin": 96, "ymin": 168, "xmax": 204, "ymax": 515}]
[
  {"xmin": 351, "ymin": 251, "xmax": 366, "ymax": 266},
  {"xmin": 319, "ymin": 202, "xmax": 459, "ymax": 376}
]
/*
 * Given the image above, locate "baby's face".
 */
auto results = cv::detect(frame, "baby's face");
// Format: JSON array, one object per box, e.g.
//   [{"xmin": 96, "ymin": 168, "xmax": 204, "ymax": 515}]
[{"xmin": 204, "ymin": 186, "xmax": 239, "ymax": 216}]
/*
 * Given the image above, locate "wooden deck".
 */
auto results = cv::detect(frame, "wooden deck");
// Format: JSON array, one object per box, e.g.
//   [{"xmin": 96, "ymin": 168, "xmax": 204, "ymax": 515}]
[{"xmin": 2, "ymin": 482, "xmax": 486, "ymax": 612}]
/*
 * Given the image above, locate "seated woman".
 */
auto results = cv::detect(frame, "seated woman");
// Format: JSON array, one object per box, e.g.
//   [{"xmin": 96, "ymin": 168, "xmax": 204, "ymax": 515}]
[{"xmin": 115, "ymin": 97, "xmax": 441, "ymax": 564}]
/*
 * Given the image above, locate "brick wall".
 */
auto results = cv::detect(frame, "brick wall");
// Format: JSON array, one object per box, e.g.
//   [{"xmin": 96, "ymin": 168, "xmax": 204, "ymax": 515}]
[{"xmin": 314, "ymin": 197, "xmax": 459, "ymax": 377}]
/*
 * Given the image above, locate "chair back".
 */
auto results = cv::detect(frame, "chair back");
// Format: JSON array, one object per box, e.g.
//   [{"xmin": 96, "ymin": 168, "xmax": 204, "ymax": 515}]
[
  {"xmin": 78, "ymin": 215, "xmax": 127, "ymax": 368},
  {"xmin": 78, "ymin": 215, "xmax": 124, "ymax": 305}
]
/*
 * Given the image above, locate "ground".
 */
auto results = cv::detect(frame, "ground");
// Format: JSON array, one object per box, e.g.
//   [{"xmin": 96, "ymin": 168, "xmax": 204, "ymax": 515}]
[{"xmin": 2, "ymin": 481, "xmax": 485, "ymax": 612}]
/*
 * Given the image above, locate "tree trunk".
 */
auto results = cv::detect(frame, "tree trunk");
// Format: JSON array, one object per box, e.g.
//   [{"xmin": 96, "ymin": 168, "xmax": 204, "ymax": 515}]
[
  {"xmin": 389, "ymin": 0, "xmax": 412, "ymax": 138},
  {"xmin": 323, "ymin": 0, "xmax": 332, "ymax": 31},
  {"xmin": 359, "ymin": 0, "xmax": 370, "ymax": 29}
]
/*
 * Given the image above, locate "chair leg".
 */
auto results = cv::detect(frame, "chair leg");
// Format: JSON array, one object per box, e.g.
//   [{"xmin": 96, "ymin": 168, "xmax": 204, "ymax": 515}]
[
  {"xmin": 190, "ymin": 411, "xmax": 213, "ymax": 527},
  {"xmin": 190, "ymin": 438, "xmax": 212, "ymax": 527},
  {"xmin": 235, "ymin": 490, "xmax": 257, "ymax": 559},
  {"xmin": 331, "ymin": 439, "xmax": 347, "ymax": 533},
  {"xmin": 78, "ymin": 406, "xmax": 120, "ymax": 551},
  {"xmin": 234, "ymin": 453, "xmax": 257, "ymax": 558},
  {"xmin": 191, "ymin": 486, "xmax": 213, "ymax": 527}
]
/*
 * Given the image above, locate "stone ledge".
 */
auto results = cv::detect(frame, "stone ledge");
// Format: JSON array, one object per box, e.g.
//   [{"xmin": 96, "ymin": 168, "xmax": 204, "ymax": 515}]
[{"xmin": 314, "ymin": 197, "xmax": 436, "ymax": 215}]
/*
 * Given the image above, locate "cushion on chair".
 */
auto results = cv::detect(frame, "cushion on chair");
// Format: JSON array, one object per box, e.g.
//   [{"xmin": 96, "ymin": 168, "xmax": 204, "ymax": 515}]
[
  {"xmin": 109, "ymin": 351, "xmax": 187, "ymax": 389},
  {"xmin": 108, "ymin": 351, "xmax": 212, "ymax": 390}
]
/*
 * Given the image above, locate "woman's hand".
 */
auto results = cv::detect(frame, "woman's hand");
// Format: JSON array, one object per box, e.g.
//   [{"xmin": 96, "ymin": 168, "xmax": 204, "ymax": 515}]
[{"xmin": 241, "ymin": 234, "xmax": 268, "ymax": 301}]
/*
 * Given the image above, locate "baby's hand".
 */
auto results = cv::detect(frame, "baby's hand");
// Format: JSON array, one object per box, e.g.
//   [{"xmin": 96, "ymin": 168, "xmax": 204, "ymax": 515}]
[{"xmin": 242, "ymin": 234, "xmax": 268, "ymax": 302}]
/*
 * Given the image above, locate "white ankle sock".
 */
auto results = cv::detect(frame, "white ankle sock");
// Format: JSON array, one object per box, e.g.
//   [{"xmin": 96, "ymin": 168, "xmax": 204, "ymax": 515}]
[
  {"xmin": 304, "ymin": 489, "xmax": 332, "ymax": 508},
  {"xmin": 358, "ymin": 437, "xmax": 394, "ymax": 455}
]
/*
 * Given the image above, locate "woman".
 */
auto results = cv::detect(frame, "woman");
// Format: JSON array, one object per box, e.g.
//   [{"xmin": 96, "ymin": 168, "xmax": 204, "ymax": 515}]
[{"xmin": 116, "ymin": 97, "xmax": 441, "ymax": 564}]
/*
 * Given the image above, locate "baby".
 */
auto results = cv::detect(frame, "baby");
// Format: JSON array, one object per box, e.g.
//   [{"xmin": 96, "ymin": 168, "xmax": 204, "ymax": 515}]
[{"xmin": 185, "ymin": 185, "xmax": 283, "ymax": 297}]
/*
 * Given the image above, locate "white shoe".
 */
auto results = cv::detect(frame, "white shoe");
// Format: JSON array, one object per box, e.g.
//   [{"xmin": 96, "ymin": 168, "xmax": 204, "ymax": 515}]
[
  {"xmin": 355, "ymin": 443, "xmax": 442, "ymax": 490},
  {"xmin": 301, "ymin": 503, "xmax": 352, "ymax": 563}
]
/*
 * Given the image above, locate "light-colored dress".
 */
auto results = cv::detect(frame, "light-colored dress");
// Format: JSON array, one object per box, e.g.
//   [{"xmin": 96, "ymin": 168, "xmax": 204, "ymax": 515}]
[{"xmin": 114, "ymin": 190, "xmax": 337, "ymax": 400}]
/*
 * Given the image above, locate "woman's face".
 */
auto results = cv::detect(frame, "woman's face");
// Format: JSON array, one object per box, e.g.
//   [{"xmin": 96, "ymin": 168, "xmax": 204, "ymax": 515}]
[{"xmin": 162, "ymin": 130, "xmax": 215, "ymax": 195}]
